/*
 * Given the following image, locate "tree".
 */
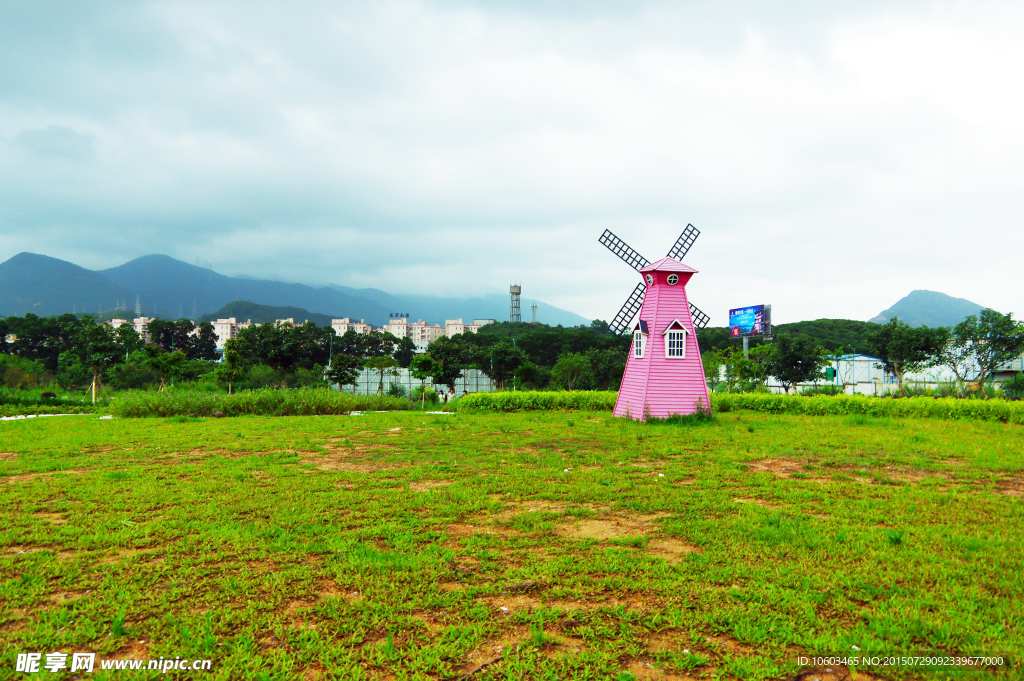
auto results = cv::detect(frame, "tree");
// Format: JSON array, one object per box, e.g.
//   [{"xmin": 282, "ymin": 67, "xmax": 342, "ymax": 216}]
[
  {"xmin": 740, "ymin": 344, "xmax": 775, "ymax": 391},
  {"xmin": 943, "ymin": 309, "xmax": 1024, "ymax": 398},
  {"xmin": 585, "ymin": 348, "xmax": 626, "ymax": 390},
  {"xmin": 146, "ymin": 319, "xmax": 195, "ymax": 353},
  {"xmin": 479, "ymin": 341, "xmax": 527, "ymax": 390},
  {"xmin": 112, "ymin": 324, "xmax": 144, "ymax": 357},
  {"xmin": 701, "ymin": 350, "xmax": 722, "ymax": 390},
  {"xmin": 326, "ymin": 353, "xmax": 363, "ymax": 391},
  {"xmin": 142, "ymin": 345, "xmax": 186, "ymax": 391},
  {"xmin": 551, "ymin": 353, "xmax": 593, "ymax": 390},
  {"xmin": 361, "ymin": 330, "xmax": 399, "ymax": 359},
  {"xmin": 232, "ymin": 323, "xmax": 307, "ymax": 387},
  {"xmin": 75, "ymin": 319, "xmax": 125, "ymax": 402},
  {"xmin": 409, "ymin": 354, "xmax": 442, "ymax": 407},
  {"xmin": 766, "ymin": 334, "xmax": 828, "ymax": 394},
  {"xmin": 365, "ymin": 355, "xmax": 399, "ymax": 395},
  {"xmin": 867, "ymin": 318, "xmax": 948, "ymax": 396},
  {"xmin": 215, "ymin": 340, "xmax": 247, "ymax": 394},
  {"xmin": 5, "ymin": 313, "xmax": 81, "ymax": 371},
  {"xmin": 393, "ymin": 337, "xmax": 417, "ymax": 368},
  {"xmin": 428, "ymin": 335, "xmax": 476, "ymax": 390},
  {"xmin": 56, "ymin": 350, "xmax": 90, "ymax": 391},
  {"xmin": 718, "ymin": 347, "xmax": 750, "ymax": 393},
  {"xmin": 188, "ymin": 322, "xmax": 219, "ymax": 361}
]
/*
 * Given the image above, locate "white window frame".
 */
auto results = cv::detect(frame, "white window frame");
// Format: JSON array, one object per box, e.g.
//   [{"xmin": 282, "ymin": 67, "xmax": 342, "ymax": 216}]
[
  {"xmin": 645, "ymin": 274, "xmax": 654, "ymax": 285},
  {"xmin": 666, "ymin": 274, "xmax": 679, "ymax": 285},
  {"xmin": 633, "ymin": 330, "xmax": 645, "ymax": 358},
  {"xmin": 662, "ymin": 320, "xmax": 689, "ymax": 359}
]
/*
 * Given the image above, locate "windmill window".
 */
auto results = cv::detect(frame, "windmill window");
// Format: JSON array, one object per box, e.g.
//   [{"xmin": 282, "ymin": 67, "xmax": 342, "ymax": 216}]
[
  {"xmin": 662, "ymin": 320, "xmax": 688, "ymax": 359},
  {"xmin": 667, "ymin": 274, "xmax": 679, "ymax": 285},
  {"xmin": 645, "ymin": 274, "xmax": 654, "ymax": 285},
  {"xmin": 634, "ymin": 330, "xmax": 645, "ymax": 358},
  {"xmin": 666, "ymin": 331, "xmax": 685, "ymax": 358}
]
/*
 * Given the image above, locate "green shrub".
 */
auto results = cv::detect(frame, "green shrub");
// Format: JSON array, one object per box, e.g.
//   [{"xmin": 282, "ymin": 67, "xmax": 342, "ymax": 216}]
[
  {"xmin": 108, "ymin": 387, "xmax": 412, "ymax": 418},
  {"xmin": 710, "ymin": 393, "xmax": 1024, "ymax": 424},
  {"xmin": 0, "ymin": 404, "xmax": 99, "ymax": 417},
  {"xmin": 0, "ymin": 388, "xmax": 103, "ymax": 411},
  {"xmin": 455, "ymin": 390, "xmax": 617, "ymax": 413}
]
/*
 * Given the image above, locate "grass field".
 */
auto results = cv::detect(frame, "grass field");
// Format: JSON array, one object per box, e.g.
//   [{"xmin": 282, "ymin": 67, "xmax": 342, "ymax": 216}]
[{"xmin": 1, "ymin": 411, "xmax": 1021, "ymax": 680}]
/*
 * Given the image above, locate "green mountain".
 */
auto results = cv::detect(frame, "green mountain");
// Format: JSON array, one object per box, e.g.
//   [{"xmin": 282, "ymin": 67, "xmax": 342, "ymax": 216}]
[
  {"xmin": 0, "ymin": 252, "xmax": 132, "ymax": 317},
  {"xmin": 697, "ymin": 319, "xmax": 881, "ymax": 354},
  {"xmin": 100, "ymin": 255, "xmax": 391, "ymax": 323},
  {"xmin": 199, "ymin": 301, "xmax": 336, "ymax": 327},
  {"xmin": 870, "ymin": 290, "xmax": 986, "ymax": 328},
  {"xmin": 0, "ymin": 252, "xmax": 592, "ymax": 327},
  {"xmin": 328, "ymin": 285, "xmax": 590, "ymax": 328}
]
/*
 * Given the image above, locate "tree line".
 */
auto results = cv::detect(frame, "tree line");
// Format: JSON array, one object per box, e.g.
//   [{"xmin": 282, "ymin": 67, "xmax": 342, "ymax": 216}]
[
  {"xmin": 3, "ymin": 310, "xmax": 1020, "ymax": 399},
  {"xmin": 701, "ymin": 309, "xmax": 1024, "ymax": 398}
]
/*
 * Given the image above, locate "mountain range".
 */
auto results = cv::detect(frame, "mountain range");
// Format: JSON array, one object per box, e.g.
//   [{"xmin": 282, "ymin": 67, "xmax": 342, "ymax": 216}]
[
  {"xmin": 869, "ymin": 290, "xmax": 986, "ymax": 328},
  {"xmin": 0, "ymin": 252, "xmax": 590, "ymax": 327},
  {"xmin": 0, "ymin": 252, "xmax": 996, "ymax": 330}
]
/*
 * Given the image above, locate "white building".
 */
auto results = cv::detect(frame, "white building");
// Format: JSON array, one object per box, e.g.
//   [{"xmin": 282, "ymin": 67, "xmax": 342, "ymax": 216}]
[
  {"xmin": 105, "ymin": 316, "xmax": 156, "ymax": 343},
  {"xmin": 411, "ymin": 321, "xmax": 446, "ymax": 351},
  {"xmin": 211, "ymin": 318, "xmax": 253, "ymax": 350},
  {"xmin": 331, "ymin": 318, "xmax": 372, "ymax": 336},
  {"xmin": 445, "ymin": 318, "xmax": 487, "ymax": 337}
]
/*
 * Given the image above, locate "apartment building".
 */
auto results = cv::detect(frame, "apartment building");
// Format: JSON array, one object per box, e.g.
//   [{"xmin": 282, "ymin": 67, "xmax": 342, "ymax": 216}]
[
  {"xmin": 106, "ymin": 316, "xmax": 156, "ymax": 343},
  {"xmin": 210, "ymin": 318, "xmax": 253, "ymax": 350},
  {"xmin": 331, "ymin": 318, "xmax": 372, "ymax": 336},
  {"xmin": 444, "ymin": 318, "xmax": 494, "ymax": 337}
]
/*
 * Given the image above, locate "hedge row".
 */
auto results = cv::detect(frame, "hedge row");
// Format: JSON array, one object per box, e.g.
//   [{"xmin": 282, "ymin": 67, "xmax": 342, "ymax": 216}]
[
  {"xmin": 109, "ymin": 388, "xmax": 412, "ymax": 418},
  {"xmin": 0, "ymin": 404, "xmax": 98, "ymax": 417},
  {"xmin": 712, "ymin": 393, "xmax": 1024, "ymax": 424},
  {"xmin": 455, "ymin": 391, "xmax": 618, "ymax": 413}
]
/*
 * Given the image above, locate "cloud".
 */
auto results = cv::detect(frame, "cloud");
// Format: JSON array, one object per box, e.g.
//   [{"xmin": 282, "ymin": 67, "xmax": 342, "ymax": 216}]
[
  {"xmin": 16, "ymin": 126, "xmax": 98, "ymax": 161},
  {"xmin": 1, "ymin": 0, "xmax": 1022, "ymax": 325}
]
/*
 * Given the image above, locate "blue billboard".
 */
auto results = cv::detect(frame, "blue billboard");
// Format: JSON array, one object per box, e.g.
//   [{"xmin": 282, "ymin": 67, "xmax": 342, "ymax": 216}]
[{"xmin": 729, "ymin": 304, "xmax": 771, "ymax": 338}]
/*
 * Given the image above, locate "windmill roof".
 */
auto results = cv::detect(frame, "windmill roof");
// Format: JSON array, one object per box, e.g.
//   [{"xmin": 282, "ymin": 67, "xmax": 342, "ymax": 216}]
[{"xmin": 640, "ymin": 257, "xmax": 698, "ymax": 274}]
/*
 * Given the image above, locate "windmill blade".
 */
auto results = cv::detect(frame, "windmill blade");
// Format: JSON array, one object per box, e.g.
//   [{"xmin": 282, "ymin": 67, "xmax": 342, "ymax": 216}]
[
  {"xmin": 599, "ymin": 229, "xmax": 650, "ymax": 271},
  {"xmin": 689, "ymin": 302, "xmax": 710, "ymax": 329},
  {"xmin": 666, "ymin": 224, "xmax": 700, "ymax": 261},
  {"xmin": 610, "ymin": 283, "xmax": 646, "ymax": 335}
]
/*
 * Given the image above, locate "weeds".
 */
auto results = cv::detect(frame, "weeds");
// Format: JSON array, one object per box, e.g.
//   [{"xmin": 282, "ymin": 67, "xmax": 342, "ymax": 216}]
[
  {"xmin": 109, "ymin": 387, "xmax": 411, "ymax": 417},
  {"xmin": 0, "ymin": 409, "xmax": 1020, "ymax": 679}
]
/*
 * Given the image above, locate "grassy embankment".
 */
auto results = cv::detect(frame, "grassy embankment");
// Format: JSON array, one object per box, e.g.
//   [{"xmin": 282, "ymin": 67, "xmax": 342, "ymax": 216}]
[{"xmin": 1, "ymin": 409, "xmax": 1021, "ymax": 679}]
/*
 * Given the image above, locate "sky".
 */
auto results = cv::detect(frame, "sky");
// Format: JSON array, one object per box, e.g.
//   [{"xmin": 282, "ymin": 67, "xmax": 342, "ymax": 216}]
[{"xmin": 2, "ymin": 0, "xmax": 1022, "ymax": 326}]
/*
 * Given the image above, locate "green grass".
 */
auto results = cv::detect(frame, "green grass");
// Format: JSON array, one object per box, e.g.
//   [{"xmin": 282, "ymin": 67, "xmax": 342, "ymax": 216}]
[
  {"xmin": 108, "ymin": 388, "xmax": 411, "ymax": 417},
  {"xmin": 1, "ymin": 411, "xmax": 1021, "ymax": 679}
]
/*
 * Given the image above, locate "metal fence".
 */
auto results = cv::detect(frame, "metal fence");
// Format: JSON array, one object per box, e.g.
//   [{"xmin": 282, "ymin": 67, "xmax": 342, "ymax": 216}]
[{"xmin": 342, "ymin": 368, "xmax": 494, "ymax": 396}]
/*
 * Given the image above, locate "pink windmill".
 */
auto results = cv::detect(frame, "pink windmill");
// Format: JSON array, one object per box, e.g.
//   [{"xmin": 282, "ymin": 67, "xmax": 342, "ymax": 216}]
[{"xmin": 599, "ymin": 226, "xmax": 712, "ymax": 420}]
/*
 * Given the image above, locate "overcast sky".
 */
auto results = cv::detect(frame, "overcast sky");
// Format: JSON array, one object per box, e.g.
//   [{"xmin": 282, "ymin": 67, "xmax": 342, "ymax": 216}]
[{"xmin": 2, "ymin": 0, "xmax": 1022, "ymax": 325}]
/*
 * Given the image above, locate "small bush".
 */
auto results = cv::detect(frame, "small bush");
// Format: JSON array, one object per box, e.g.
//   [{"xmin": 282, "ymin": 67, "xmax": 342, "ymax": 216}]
[
  {"xmin": 646, "ymin": 412, "xmax": 715, "ymax": 427},
  {"xmin": 455, "ymin": 391, "xmax": 617, "ymax": 413},
  {"xmin": 108, "ymin": 388, "xmax": 412, "ymax": 418},
  {"xmin": 710, "ymin": 393, "xmax": 1024, "ymax": 425}
]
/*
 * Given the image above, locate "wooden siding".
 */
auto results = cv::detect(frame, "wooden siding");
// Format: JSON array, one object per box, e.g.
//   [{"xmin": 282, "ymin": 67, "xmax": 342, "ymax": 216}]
[{"xmin": 614, "ymin": 262, "xmax": 710, "ymax": 420}]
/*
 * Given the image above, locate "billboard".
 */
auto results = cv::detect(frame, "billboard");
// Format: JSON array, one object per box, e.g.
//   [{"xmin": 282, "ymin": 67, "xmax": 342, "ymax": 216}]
[{"xmin": 728, "ymin": 304, "xmax": 771, "ymax": 338}]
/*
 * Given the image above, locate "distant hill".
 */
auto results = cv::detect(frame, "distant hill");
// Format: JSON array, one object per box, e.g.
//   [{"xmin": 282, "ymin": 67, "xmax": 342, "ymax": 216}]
[
  {"xmin": 0, "ymin": 251, "xmax": 591, "ymax": 326},
  {"xmin": 199, "ymin": 301, "xmax": 336, "ymax": 327},
  {"xmin": 697, "ymin": 318, "xmax": 882, "ymax": 354},
  {"xmin": 329, "ymin": 285, "xmax": 591, "ymax": 328},
  {"xmin": 99, "ymin": 255, "xmax": 392, "ymax": 323},
  {"xmin": 870, "ymin": 290, "xmax": 986, "ymax": 328},
  {"xmin": 0, "ymin": 253, "xmax": 132, "ymax": 317}
]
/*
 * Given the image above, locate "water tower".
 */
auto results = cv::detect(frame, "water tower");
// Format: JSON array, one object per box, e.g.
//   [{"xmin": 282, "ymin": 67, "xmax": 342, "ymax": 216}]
[{"xmin": 510, "ymin": 285, "xmax": 521, "ymax": 323}]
